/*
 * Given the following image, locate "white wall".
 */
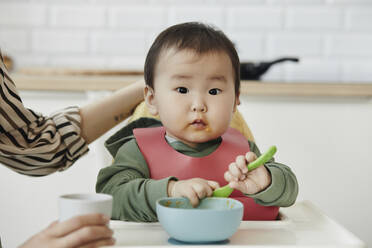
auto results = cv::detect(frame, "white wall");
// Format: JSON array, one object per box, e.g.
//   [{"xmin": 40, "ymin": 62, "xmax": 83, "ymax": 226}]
[
  {"xmin": 239, "ymin": 95, "xmax": 372, "ymax": 247},
  {"xmin": 0, "ymin": 0, "xmax": 372, "ymax": 82},
  {"xmin": 0, "ymin": 91, "xmax": 371, "ymax": 247}
]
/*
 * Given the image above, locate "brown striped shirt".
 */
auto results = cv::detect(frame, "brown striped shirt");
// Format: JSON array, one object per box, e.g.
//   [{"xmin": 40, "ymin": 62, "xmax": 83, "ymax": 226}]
[{"xmin": 0, "ymin": 50, "xmax": 89, "ymax": 176}]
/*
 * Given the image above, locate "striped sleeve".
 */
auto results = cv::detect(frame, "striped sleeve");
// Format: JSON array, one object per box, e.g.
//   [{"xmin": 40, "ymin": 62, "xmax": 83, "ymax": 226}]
[{"xmin": 0, "ymin": 49, "xmax": 89, "ymax": 176}]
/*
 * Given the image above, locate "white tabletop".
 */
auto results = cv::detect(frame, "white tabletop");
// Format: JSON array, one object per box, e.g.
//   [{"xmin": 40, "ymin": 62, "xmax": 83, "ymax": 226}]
[{"xmin": 107, "ymin": 200, "xmax": 365, "ymax": 247}]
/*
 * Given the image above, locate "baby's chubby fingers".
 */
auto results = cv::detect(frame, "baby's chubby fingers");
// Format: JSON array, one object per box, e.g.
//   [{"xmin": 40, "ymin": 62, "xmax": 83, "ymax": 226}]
[
  {"xmin": 235, "ymin": 155, "xmax": 249, "ymax": 174},
  {"xmin": 224, "ymin": 170, "xmax": 236, "ymax": 183},
  {"xmin": 228, "ymin": 180, "xmax": 243, "ymax": 191},
  {"xmin": 192, "ymin": 179, "xmax": 219, "ymax": 199},
  {"xmin": 192, "ymin": 182, "xmax": 208, "ymax": 199},
  {"xmin": 185, "ymin": 190, "xmax": 200, "ymax": 207},
  {"xmin": 224, "ymin": 171, "xmax": 247, "ymax": 192},
  {"xmin": 172, "ymin": 178, "xmax": 221, "ymax": 207},
  {"xmin": 228, "ymin": 159, "xmax": 245, "ymax": 180},
  {"xmin": 207, "ymin": 180, "xmax": 220, "ymax": 191},
  {"xmin": 245, "ymin": 152, "xmax": 257, "ymax": 169}
]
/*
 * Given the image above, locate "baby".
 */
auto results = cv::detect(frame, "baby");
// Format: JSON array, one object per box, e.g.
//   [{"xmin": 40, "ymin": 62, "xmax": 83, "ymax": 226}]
[{"xmin": 96, "ymin": 22, "xmax": 298, "ymax": 222}]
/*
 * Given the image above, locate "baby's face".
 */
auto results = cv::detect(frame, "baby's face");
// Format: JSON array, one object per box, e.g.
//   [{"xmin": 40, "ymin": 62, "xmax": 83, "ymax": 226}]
[{"xmin": 145, "ymin": 48, "xmax": 238, "ymax": 147}]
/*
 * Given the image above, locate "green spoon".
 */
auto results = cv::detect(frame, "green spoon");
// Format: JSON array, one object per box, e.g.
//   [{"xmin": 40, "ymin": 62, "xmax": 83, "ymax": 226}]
[{"xmin": 212, "ymin": 145, "xmax": 277, "ymax": 198}]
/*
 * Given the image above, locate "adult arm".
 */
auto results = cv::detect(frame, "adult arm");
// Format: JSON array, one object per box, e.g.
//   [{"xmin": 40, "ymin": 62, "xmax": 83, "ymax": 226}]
[
  {"xmin": 80, "ymin": 80, "xmax": 144, "ymax": 144},
  {"xmin": 0, "ymin": 49, "xmax": 144, "ymax": 175}
]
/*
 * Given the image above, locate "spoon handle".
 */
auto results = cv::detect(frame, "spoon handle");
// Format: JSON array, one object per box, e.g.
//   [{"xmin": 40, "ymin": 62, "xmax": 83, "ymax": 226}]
[{"xmin": 247, "ymin": 145, "xmax": 277, "ymax": 171}]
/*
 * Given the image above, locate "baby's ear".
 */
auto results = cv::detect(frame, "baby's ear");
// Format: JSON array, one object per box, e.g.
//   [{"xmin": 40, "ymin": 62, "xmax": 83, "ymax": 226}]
[
  {"xmin": 144, "ymin": 86, "xmax": 159, "ymax": 116},
  {"xmin": 233, "ymin": 92, "xmax": 240, "ymax": 112}
]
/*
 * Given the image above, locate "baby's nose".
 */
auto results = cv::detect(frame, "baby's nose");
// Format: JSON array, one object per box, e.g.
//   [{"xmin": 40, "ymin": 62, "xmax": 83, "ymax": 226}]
[
  {"xmin": 191, "ymin": 101, "xmax": 207, "ymax": 113},
  {"xmin": 192, "ymin": 106, "xmax": 206, "ymax": 112}
]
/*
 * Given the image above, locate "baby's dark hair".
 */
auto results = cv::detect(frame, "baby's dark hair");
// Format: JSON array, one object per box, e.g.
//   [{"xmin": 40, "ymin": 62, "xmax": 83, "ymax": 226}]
[{"xmin": 144, "ymin": 22, "xmax": 240, "ymax": 96}]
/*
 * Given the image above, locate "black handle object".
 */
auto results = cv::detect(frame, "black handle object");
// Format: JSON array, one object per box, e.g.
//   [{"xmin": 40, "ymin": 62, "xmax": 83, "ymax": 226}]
[{"xmin": 240, "ymin": 57, "xmax": 300, "ymax": 80}]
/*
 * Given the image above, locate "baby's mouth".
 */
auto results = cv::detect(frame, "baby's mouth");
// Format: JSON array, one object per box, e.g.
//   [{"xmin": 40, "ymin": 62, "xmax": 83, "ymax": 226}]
[{"xmin": 191, "ymin": 119, "xmax": 208, "ymax": 130}]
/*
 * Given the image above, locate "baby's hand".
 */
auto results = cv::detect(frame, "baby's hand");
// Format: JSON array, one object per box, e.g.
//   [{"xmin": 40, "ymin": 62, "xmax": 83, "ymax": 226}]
[
  {"xmin": 224, "ymin": 152, "xmax": 271, "ymax": 195},
  {"xmin": 167, "ymin": 178, "xmax": 220, "ymax": 207}
]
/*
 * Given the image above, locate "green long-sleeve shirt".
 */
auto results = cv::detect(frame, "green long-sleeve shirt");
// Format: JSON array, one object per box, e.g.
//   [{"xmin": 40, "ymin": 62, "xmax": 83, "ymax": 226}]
[{"xmin": 96, "ymin": 118, "xmax": 298, "ymax": 222}]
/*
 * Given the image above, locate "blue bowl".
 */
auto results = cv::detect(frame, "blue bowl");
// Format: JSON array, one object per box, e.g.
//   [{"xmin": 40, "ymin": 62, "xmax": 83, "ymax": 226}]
[{"xmin": 156, "ymin": 197, "xmax": 243, "ymax": 243}]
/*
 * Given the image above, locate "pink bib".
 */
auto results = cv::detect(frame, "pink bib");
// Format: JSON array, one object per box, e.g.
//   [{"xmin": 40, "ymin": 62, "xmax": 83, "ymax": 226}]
[{"xmin": 133, "ymin": 126, "xmax": 279, "ymax": 220}]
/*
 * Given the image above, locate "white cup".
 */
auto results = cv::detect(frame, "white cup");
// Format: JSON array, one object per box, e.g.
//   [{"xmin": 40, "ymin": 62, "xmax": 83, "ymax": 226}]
[{"xmin": 58, "ymin": 193, "xmax": 113, "ymax": 221}]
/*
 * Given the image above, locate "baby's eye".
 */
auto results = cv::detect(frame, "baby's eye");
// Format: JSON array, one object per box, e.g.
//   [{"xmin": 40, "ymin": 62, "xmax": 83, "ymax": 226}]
[
  {"xmin": 176, "ymin": 87, "xmax": 188, "ymax": 94},
  {"xmin": 209, "ymin": 88, "xmax": 221, "ymax": 95}
]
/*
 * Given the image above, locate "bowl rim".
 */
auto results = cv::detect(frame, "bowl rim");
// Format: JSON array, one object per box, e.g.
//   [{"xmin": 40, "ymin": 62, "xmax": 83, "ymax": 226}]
[
  {"xmin": 156, "ymin": 197, "xmax": 244, "ymax": 212},
  {"xmin": 59, "ymin": 193, "xmax": 113, "ymax": 202}
]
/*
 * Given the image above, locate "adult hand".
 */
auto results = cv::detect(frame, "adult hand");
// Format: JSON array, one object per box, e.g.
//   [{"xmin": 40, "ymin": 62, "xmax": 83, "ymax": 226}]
[
  {"xmin": 19, "ymin": 213, "xmax": 115, "ymax": 248},
  {"xmin": 168, "ymin": 178, "xmax": 220, "ymax": 207},
  {"xmin": 224, "ymin": 152, "xmax": 271, "ymax": 195}
]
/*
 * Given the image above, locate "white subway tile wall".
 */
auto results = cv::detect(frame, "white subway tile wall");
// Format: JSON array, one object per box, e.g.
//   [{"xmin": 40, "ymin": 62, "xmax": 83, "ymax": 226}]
[{"xmin": 0, "ymin": 0, "xmax": 371, "ymax": 82}]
